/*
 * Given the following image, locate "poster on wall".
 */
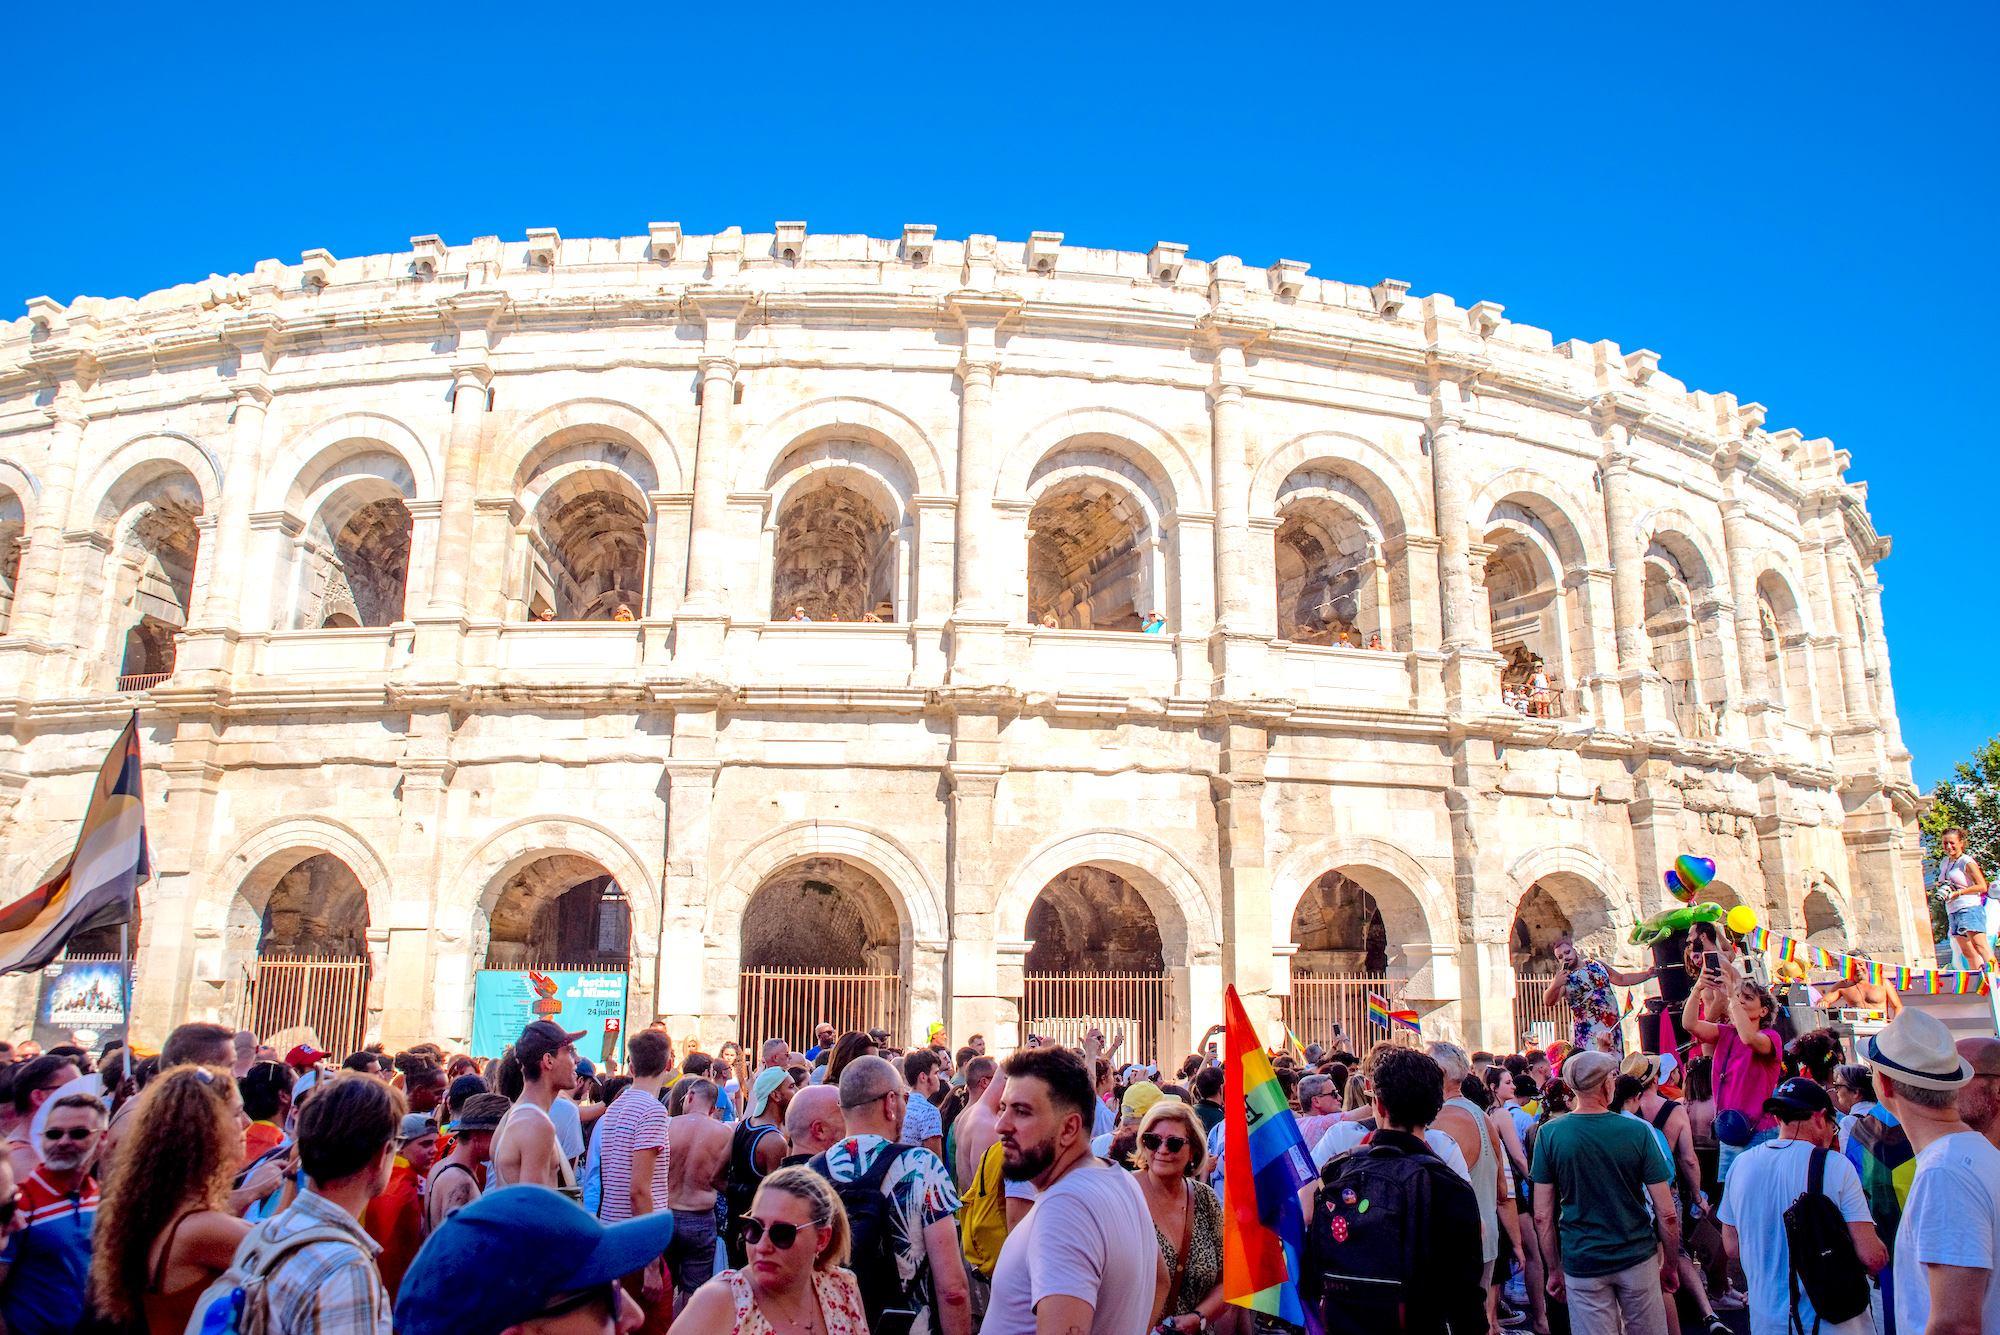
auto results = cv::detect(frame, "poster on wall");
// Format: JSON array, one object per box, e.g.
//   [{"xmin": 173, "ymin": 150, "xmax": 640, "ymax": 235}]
[
  {"xmin": 470, "ymin": 969, "xmax": 628, "ymax": 1063},
  {"xmin": 35, "ymin": 958, "xmax": 129, "ymax": 1052}
]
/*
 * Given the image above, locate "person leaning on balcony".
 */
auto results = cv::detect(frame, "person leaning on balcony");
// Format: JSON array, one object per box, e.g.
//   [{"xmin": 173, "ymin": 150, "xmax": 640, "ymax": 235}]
[
  {"xmin": 1039, "ymin": 611, "xmax": 1058, "ymax": 628},
  {"xmin": 1140, "ymin": 609, "xmax": 1167, "ymax": 634},
  {"xmin": 1368, "ymin": 631, "xmax": 1385, "ymax": 650},
  {"xmin": 612, "ymin": 604, "xmax": 635, "ymax": 622},
  {"xmin": 788, "ymin": 605, "xmax": 812, "ymax": 622}
]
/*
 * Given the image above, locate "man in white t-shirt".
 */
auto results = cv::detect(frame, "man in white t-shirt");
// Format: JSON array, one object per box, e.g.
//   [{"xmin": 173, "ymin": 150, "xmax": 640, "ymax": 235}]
[
  {"xmin": 1716, "ymin": 1077, "xmax": 1885, "ymax": 1335},
  {"xmin": 984, "ymin": 1046, "xmax": 1156, "ymax": 1335},
  {"xmin": 1867, "ymin": 1008, "xmax": 2000, "ymax": 1335},
  {"xmin": 899, "ymin": 1048, "xmax": 947, "ymax": 1156}
]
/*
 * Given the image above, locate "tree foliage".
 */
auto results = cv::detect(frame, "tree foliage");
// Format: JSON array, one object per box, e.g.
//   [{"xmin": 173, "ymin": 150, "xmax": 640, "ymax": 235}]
[{"xmin": 1919, "ymin": 735, "xmax": 2000, "ymax": 942}]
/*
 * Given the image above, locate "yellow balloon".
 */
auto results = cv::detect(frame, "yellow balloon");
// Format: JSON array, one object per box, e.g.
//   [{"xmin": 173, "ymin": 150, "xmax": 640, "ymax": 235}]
[{"xmin": 1726, "ymin": 905, "xmax": 1758, "ymax": 935}]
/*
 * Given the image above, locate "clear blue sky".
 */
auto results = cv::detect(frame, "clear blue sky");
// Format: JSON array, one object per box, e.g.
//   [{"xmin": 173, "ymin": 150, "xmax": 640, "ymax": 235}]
[{"xmin": 4, "ymin": 4, "xmax": 1992, "ymax": 785}]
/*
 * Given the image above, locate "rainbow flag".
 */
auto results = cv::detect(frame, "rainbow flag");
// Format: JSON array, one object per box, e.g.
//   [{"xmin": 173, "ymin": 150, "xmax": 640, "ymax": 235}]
[
  {"xmin": 0, "ymin": 713, "xmax": 147, "ymax": 974},
  {"xmin": 1366, "ymin": 992, "xmax": 1391, "ymax": 1029},
  {"xmin": 1222, "ymin": 985, "xmax": 1322, "ymax": 1334},
  {"xmin": 1389, "ymin": 1007, "xmax": 1422, "ymax": 1033}
]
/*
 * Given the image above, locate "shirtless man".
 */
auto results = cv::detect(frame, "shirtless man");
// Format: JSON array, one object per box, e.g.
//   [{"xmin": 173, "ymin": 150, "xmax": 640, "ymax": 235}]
[
  {"xmin": 664, "ymin": 1076, "xmax": 732, "ymax": 1310},
  {"xmin": 426, "ymin": 1092, "xmax": 507, "ymax": 1230},
  {"xmin": 490, "ymin": 1020, "xmax": 582, "ymax": 1189},
  {"xmin": 1816, "ymin": 959, "xmax": 1905, "ymax": 1017}
]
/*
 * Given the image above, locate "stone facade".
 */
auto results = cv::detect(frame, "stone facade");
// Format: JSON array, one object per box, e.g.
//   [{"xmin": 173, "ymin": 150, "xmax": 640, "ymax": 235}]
[{"xmin": 0, "ymin": 225, "xmax": 1924, "ymax": 1057}]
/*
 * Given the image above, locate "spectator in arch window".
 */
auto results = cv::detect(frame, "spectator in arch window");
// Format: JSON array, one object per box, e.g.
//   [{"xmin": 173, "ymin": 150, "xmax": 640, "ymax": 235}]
[
  {"xmin": 1367, "ymin": 631, "xmax": 1385, "ymax": 650},
  {"xmin": 533, "ymin": 606, "xmax": 555, "ymax": 621},
  {"xmin": 612, "ymin": 603, "xmax": 635, "ymax": 621},
  {"xmin": 1039, "ymin": 611, "xmax": 1058, "ymax": 628},
  {"xmin": 1140, "ymin": 609, "xmax": 1167, "ymax": 634},
  {"xmin": 788, "ymin": 605, "xmax": 812, "ymax": 622}
]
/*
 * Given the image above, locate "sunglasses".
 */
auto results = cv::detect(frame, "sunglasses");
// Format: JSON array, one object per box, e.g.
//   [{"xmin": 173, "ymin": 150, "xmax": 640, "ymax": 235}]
[
  {"xmin": 740, "ymin": 1215, "xmax": 826, "ymax": 1249},
  {"xmin": 531, "ymin": 1281, "xmax": 619, "ymax": 1321},
  {"xmin": 42, "ymin": 1127, "xmax": 94, "ymax": 1141},
  {"xmin": 1140, "ymin": 1132, "xmax": 1189, "ymax": 1154}
]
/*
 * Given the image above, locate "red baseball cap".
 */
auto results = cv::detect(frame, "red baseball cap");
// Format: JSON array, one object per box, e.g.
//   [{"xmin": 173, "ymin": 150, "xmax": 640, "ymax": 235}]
[{"xmin": 285, "ymin": 1044, "xmax": 329, "ymax": 1066}]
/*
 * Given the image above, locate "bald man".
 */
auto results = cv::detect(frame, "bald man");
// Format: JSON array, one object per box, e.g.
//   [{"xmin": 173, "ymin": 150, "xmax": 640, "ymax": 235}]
[
  {"xmin": 781, "ymin": 1084, "xmax": 843, "ymax": 1166},
  {"xmin": 1956, "ymin": 1037, "xmax": 2000, "ymax": 1151}
]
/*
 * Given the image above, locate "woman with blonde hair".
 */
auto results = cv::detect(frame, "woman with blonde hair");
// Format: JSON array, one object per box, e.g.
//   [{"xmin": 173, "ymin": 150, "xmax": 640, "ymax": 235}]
[
  {"xmin": 677, "ymin": 1164, "xmax": 867, "ymax": 1333},
  {"xmin": 1133, "ymin": 1100, "xmax": 1234, "ymax": 1333},
  {"xmin": 89, "ymin": 1066, "xmax": 257, "ymax": 1334}
]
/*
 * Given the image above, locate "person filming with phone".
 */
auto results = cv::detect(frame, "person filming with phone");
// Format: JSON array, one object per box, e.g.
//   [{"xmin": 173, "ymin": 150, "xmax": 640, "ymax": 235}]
[{"xmin": 1681, "ymin": 952, "xmax": 1784, "ymax": 1185}]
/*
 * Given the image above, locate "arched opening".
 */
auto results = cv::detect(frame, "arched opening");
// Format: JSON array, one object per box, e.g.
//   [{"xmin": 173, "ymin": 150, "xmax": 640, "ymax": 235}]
[
  {"xmin": 482, "ymin": 854, "xmax": 632, "ymax": 971},
  {"xmin": 230, "ymin": 852, "xmax": 373, "ymax": 1059},
  {"xmin": 1510, "ymin": 874, "xmax": 1620, "ymax": 1049},
  {"xmin": 0, "ymin": 487, "xmax": 23, "ymax": 633},
  {"xmin": 1021, "ymin": 867, "xmax": 1166, "ymax": 1060},
  {"xmin": 1643, "ymin": 535, "xmax": 1725, "ymax": 736},
  {"xmin": 527, "ymin": 470, "xmax": 647, "ymax": 621},
  {"xmin": 1291, "ymin": 870, "xmax": 1386, "ymax": 974},
  {"xmin": 1274, "ymin": 497, "xmax": 1379, "ymax": 646},
  {"xmin": 104, "ymin": 471, "xmax": 202, "ymax": 686},
  {"xmin": 770, "ymin": 484, "xmax": 895, "ymax": 622},
  {"xmin": 1484, "ymin": 529, "xmax": 1565, "ymax": 715},
  {"xmin": 738, "ymin": 858, "xmax": 902, "ymax": 1050},
  {"xmin": 1802, "ymin": 887, "xmax": 1846, "ymax": 951},
  {"xmin": 309, "ymin": 497, "xmax": 412, "ymax": 628},
  {"xmin": 1027, "ymin": 478, "xmax": 1153, "ymax": 631},
  {"xmin": 1756, "ymin": 572, "xmax": 1811, "ymax": 720}
]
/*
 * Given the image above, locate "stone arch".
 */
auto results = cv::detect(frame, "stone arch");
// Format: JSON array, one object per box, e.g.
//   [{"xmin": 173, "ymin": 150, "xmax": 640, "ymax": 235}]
[
  {"xmin": 1504, "ymin": 845, "xmax": 1637, "ymax": 965},
  {"xmin": 994, "ymin": 829, "xmax": 1219, "ymax": 967},
  {"xmin": 206, "ymin": 818, "xmax": 394, "ymax": 1000},
  {"xmin": 79, "ymin": 457, "xmax": 209, "ymax": 682},
  {"xmin": 78, "ymin": 436, "xmax": 221, "ymax": 532},
  {"xmin": 737, "ymin": 396, "xmax": 946, "ymax": 498},
  {"xmin": 1632, "ymin": 508, "xmax": 1723, "ymax": 592},
  {"xmin": 1468, "ymin": 469, "xmax": 1604, "ymax": 569},
  {"xmin": 1023, "ymin": 460, "xmax": 1166, "ymax": 630},
  {"xmin": 520, "ymin": 458, "xmax": 651, "ymax": 621},
  {"xmin": 760, "ymin": 440, "xmax": 913, "ymax": 623},
  {"xmin": 0, "ymin": 473, "xmax": 28, "ymax": 632},
  {"xmin": 259, "ymin": 411, "xmax": 438, "ymax": 513},
  {"xmin": 998, "ymin": 408, "xmax": 1202, "ymax": 517},
  {"xmin": 1249, "ymin": 429, "xmax": 1423, "ymax": 537},
  {"xmin": 708, "ymin": 820, "xmax": 945, "ymax": 948},
  {"xmin": 1801, "ymin": 873, "xmax": 1853, "ymax": 950},
  {"xmin": 490, "ymin": 398, "xmax": 686, "ymax": 495},
  {"xmin": 445, "ymin": 816, "xmax": 662, "ymax": 950},
  {"xmin": 1269, "ymin": 834, "xmax": 1457, "ymax": 970}
]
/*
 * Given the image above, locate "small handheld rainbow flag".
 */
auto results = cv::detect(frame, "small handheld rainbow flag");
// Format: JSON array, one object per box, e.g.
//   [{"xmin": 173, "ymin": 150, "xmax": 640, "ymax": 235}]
[
  {"xmin": 1222, "ymin": 985, "xmax": 1323, "ymax": 1334},
  {"xmin": 1389, "ymin": 1007, "xmax": 1421, "ymax": 1033},
  {"xmin": 1366, "ymin": 992, "xmax": 1392, "ymax": 1029}
]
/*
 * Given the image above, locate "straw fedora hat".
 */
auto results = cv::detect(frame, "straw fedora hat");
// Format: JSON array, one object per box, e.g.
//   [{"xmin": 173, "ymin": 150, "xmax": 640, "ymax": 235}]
[{"xmin": 1865, "ymin": 1008, "xmax": 1974, "ymax": 1091}]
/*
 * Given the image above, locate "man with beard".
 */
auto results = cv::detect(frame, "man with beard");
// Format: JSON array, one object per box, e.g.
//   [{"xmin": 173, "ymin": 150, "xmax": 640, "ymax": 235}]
[
  {"xmin": 1956, "ymin": 1037, "xmax": 2000, "ymax": 1151},
  {"xmin": 981, "ymin": 1046, "xmax": 1154, "ymax": 1335},
  {"xmin": 0, "ymin": 1092, "xmax": 106, "ymax": 1335}
]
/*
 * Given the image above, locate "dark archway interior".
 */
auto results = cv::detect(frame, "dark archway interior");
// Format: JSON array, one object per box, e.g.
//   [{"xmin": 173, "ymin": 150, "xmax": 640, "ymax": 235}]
[
  {"xmin": 117, "ymin": 498, "xmax": 200, "ymax": 677},
  {"xmin": 740, "ymin": 858, "xmax": 899, "ymax": 972},
  {"xmin": 1024, "ymin": 867, "xmax": 1163, "ymax": 972},
  {"xmin": 544, "ymin": 488, "xmax": 646, "ymax": 621},
  {"xmin": 1510, "ymin": 882, "xmax": 1573, "ymax": 973},
  {"xmin": 1027, "ymin": 482, "xmax": 1145, "ymax": 631},
  {"xmin": 1803, "ymin": 889, "xmax": 1845, "ymax": 948},
  {"xmin": 320, "ymin": 498, "xmax": 411, "ymax": 627},
  {"xmin": 259, "ymin": 854, "xmax": 370, "ymax": 959},
  {"xmin": 1291, "ymin": 869, "xmax": 1386, "ymax": 974},
  {"xmin": 487, "ymin": 856, "xmax": 630, "ymax": 969},
  {"xmin": 1274, "ymin": 509, "xmax": 1369, "ymax": 644},
  {"xmin": 771, "ymin": 485, "xmax": 894, "ymax": 622}
]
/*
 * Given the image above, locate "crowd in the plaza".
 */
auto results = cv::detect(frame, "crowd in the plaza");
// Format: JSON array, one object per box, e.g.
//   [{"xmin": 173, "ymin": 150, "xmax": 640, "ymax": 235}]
[{"xmin": 0, "ymin": 944, "xmax": 1994, "ymax": 1335}]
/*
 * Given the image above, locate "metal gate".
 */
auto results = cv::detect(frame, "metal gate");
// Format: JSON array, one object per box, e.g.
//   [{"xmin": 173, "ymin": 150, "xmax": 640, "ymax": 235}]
[
  {"xmin": 1020, "ymin": 972, "xmax": 1168, "ymax": 1065},
  {"xmin": 247, "ymin": 956, "xmax": 369, "ymax": 1060},
  {"xmin": 1514, "ymin": 975, "xmax": 1566, "ymax": 1050},
  {"xmin": 739, "ymin": 968, "xmax": 902, "ymax": 1053},
  {"xmin": 1282, "ymin": 975, "xmax": 1421, "ymax": 1051}
]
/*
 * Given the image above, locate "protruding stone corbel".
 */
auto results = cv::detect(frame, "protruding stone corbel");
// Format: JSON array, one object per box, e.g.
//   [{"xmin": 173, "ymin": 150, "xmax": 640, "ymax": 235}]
[
  {"xmin": 1371, "ymin": 278, "xmax": 1411, "ymax": 317},
  {"xmin": 524, "ymin": 227, "xmax": 561, "ymax": 268},
  {"xmin": 648, "ymin": 222, "xmax": 681, "ymax": 263},
  {"xmin": 901, "ymin": 224, "xmax": 935, "ymax": 265},
  {"xmin": 1149, "ymin": 242, "xmax": 1186, "ymax": 282}
]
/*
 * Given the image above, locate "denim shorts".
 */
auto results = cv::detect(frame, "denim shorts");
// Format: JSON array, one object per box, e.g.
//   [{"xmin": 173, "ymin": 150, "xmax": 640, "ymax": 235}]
[
  {"xmin": 1716, "ymin": 1125, "xmax": 1777, "ymax": 1182},
  {"xmin": 1948, "ymin": 902, "xmax": 1988, "ymax": 937},
  {"xmin": 666, "ymin": 1205, "xmax": 718, "ymax": 1293}
]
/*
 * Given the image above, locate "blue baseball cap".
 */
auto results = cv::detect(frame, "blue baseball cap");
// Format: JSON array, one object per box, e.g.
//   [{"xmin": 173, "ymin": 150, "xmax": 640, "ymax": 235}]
[{"xmin": 396, "ymin": 1185, "xmax": 674, "ymax": 1335}]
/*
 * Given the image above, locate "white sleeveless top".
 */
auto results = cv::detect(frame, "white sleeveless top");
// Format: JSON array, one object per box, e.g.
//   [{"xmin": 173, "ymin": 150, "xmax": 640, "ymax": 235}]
[
  {"xmin": 1442, "ymin": 1096, "xmax": 1499, "ymax": 1264},
  {"xmin": 1941, "ymin": 855, "xmax": 1983, "ymax": 909},
  {"xmin": 491, "ymin": 1101, "xmax": 575, "ymax": 1192}
]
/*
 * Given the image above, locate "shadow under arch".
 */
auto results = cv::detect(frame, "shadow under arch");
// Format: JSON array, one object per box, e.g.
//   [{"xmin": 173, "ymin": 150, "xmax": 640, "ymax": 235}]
[
  {"xmin": 998, "ymin": 407, "xmax": 1201, "ymax": 517},
  {"xmin": 490, "ymin": 397, "xmax": 686, "ymax": 496},
  {"xmin": 1269, "ymin": 835, "xmax": 1458, "ymax": 1001},
  {"xmin": 736, "ymin": 395, "xmax": 947, "ymax": 498}
]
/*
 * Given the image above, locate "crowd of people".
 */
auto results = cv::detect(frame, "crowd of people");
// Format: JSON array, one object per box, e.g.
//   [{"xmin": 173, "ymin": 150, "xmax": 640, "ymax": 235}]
[{"xmin": 0, "ymin": 979, "xmax": 1990, "ymax": 1335}]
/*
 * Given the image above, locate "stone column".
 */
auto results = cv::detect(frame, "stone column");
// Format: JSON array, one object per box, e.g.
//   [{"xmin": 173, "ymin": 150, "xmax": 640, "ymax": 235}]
[
  {"xmin": 1432, "ymin": 411, "xmax": 1476, "ymax": 651},
  {"xmin": 1215, "ymin": 722, "xmax": 1273, "ymax": 1042},
  {"xmin": 946, "ymin": 761, "xmax": 1006, "ymax": 1049},
  {"xmin": 200, "ymin": 383, "xmax": 272, "ymax": 630},
  {"xmin": 1598, "ymin": 432, "xmax": 1673, "ymax": 730},
  {"xmin": 400, "ymin": 500, "xmax": 441, "ymax": 619},
  {"xmin": 8, "ymin": 385, "xmax": 88, "ymax": 642},
  {"xmin": 425, "ymin": 364, "xmax": 492, "ymax": 618},
  {"xmin": 1822, "ymin": 539, "xmax": 1875, "ymax": 727},
  {"xmin": 953, "ymin": 357, "xmax": 997, "ymax": 618},
  {"xmin": 661, "ymin": 702, "xmax": 722, "ymax": 1038},
  {"xmin": 1720, "ymin": 499, "xmax": 1774, "ymax": 710},
  {"xmin": 1860, "ymin": 576, "xmax": 1909, "ymax": 763},
  {"xmin": 1211, "ymin": 350, "xmax": 1252, "ymax": 630},
  {"xmin": 681, "ymin": 353, "xmax": 739, "ymax": 613}
]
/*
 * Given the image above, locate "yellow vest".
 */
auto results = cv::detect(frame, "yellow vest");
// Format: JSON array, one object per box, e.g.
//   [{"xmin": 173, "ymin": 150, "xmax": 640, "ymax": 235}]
[{"xmin": 957, "ymin": 1140, "xmax": 1012, "ymax": 1278}]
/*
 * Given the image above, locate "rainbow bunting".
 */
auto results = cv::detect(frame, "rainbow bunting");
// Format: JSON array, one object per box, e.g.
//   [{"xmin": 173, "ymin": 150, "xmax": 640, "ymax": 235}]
[
  {"xmin": 1744, "ymin": 926, "xmax": 1993, "ymax": 996},
  {"xmin": 1366, "ymin": 992, "xmax": 1392, "ymax": 1029},
  {"xmin": 1221, "ymin": 985, "xmax": 1323, "ymax": 1334}
]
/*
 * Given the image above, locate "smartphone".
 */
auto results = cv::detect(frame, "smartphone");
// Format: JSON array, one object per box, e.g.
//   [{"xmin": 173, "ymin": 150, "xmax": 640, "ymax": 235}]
[
  {"xmin": 877, "ymin": 1310, "xmax": 917, "ymax": 1335},
  {"xmin": 1703, "ymin": 951, "xmax": 1722, "ymax": 975}
]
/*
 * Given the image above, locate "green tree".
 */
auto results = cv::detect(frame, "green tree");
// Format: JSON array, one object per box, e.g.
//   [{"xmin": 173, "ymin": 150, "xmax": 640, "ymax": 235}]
[{"xmin": 1919, "ymin": 735, "xmax": 2000, "ymax": 944}]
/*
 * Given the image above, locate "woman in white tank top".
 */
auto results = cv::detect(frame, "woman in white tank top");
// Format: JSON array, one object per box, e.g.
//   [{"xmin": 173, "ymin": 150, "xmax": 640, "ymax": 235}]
[{"xmin": 1938, "ymin": 827, "xmax": 1995, "ymax": 969}]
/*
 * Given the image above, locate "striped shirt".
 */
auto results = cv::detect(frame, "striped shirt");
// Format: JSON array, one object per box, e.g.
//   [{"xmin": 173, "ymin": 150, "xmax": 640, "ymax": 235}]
[
  {"xmin": 595, "ymin": 1086, "xmax": 671, "ymax": 1223},
  {"xmin": 0, "ymin": 1168, "xmax": 97, "ymax": 1335}
]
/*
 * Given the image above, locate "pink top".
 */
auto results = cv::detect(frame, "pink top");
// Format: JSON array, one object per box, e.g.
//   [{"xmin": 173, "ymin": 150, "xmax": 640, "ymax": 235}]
[
  {"xmin": 1713, "ymin": 1024, "xmax": 1783, "ymax": 1133},
  {"xmin": 722, "ymin": 1267, "xmax": 869, "ymax": 1335}
]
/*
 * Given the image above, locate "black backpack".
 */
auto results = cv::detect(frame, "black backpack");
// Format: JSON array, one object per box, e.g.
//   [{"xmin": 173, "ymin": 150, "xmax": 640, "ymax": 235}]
[
  {"xmin": 1782, "ymin": 1148, "xmax": 1871, "ymax": 1333},
  {"xmin": 1304, "ymin": 1137, "xmax": 1464, "ymax": 1335},
  {"xmin": 808, "ymin": 1143, "xmax": 903, "ymax": 1329}
]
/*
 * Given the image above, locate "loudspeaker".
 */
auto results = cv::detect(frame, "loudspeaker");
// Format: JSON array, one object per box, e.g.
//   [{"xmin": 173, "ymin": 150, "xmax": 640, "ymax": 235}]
[{"xmin": 1652, "ymin": 931, "xmax": 1694, "ymax": 1009}]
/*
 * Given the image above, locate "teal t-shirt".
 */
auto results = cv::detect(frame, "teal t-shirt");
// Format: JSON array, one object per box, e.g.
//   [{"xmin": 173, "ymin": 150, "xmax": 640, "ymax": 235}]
[{"xmin": 1530, "ymin": 1110, "xmax": 1673, "ymax": 1277}]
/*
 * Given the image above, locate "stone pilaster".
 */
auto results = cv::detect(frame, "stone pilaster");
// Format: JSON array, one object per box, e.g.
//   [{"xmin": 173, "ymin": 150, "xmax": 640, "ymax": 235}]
[
  {"xmin": 676, "ymin": 296, "xmax": 753, "ymax": 664},
  {"xmin": 1719, "ymin": 497, "xmax": 1776, "ymax": 729},
  {"xmin": 662, "ymin": 704, "xmax": 722, "ymax": 1041},
  {"xmin": 425, "ymin": 292, "xmax": 507, "ymax": 618},
  {"xmin": 1597, "ymin": 420, "xmax": 1674, "ymax": 731},
  {"xmin": 6, "ymin": 371, "xmax": 90, "ymax": 644},
  {"xmin": 1206, "ymin": 330, "xmax": 1270, "ymax": 698},
  {"xmin": 946, "ymin": 296, "xmax": 1016, "ymax": 681},
  {"xmin": 945, "ymin": 757, "xmax": 1006, "ymax": 1049},
  {"xmin": 1214, "ymin": 720, "xmax": 1272, "ymax": 1043},
  {"xmin": 1860, "ymin": 574, "xmax": 1910, "ymax": 770}
]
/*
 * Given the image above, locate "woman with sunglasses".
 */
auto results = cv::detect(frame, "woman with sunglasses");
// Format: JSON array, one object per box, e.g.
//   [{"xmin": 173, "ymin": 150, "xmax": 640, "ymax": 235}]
[
  {"xmin": 88, "ymin": 1066, "xmax": 256, "ymax": 1335},
  {"xmin": 677, "ymin": 1165, "xmax": 868, "ymax": 1334},
  {"xmin": 1133, "ymin": 1100, "xmax": 1234, "ymax": 1333}
]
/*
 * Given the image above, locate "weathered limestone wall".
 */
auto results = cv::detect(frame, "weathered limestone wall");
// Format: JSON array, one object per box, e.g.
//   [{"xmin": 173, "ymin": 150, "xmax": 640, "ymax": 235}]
[{"xmin": 0, "ymin": 226, "xmax": 1924, "ymax": 1057}]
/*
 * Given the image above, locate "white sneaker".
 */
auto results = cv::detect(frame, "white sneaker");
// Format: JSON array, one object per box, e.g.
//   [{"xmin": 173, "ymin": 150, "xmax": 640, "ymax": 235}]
[{"xmin": 1710, "ymin": 1289, "xmax": 1747, "ymax": 1311}]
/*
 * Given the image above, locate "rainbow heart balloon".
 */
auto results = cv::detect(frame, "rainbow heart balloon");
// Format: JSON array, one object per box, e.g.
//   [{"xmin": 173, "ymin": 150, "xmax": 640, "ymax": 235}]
[
  {"xmin": 1663, "ymin": 869, "xmax": 1691, "ymax": 903},
  {"xmin": 1672, "ymin": 855, "xmax": 1716, "ymax": 894}
]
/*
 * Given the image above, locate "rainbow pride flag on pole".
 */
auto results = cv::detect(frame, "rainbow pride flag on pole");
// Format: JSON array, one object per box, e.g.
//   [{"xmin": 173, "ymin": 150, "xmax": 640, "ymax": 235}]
[
  {"xmin": 1366, "ymin": 992, "xmax": 1392, "ymax": 1029},
  {"xmin": 1222, "ymin": 985, "xmax": 1324, "ymax": 1334}
]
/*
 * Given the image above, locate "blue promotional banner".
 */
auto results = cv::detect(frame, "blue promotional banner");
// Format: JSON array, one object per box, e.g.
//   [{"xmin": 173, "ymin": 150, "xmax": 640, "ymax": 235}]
[
  {"xmin": 35, "ymin": 958, "xmax": 129, "ymax": 1051},
  {"xmin": 470, "ymin": 969, "xmax": 628, "ymax": 1062}
]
